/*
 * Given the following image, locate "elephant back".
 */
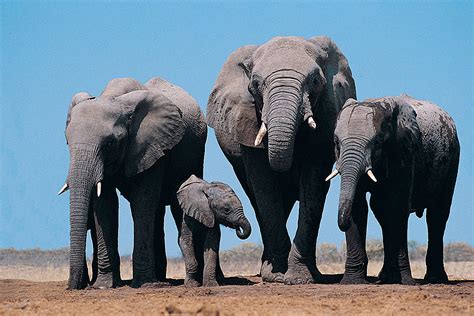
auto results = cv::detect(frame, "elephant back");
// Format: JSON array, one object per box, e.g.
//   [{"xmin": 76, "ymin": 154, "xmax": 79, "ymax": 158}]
[{"xmin": 146, "ymin": 77, "xmax": 207, "ymax": 143}]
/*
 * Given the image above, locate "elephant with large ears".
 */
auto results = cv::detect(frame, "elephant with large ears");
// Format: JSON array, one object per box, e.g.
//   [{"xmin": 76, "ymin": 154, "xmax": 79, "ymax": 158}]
[
  {"xmin": 207, "ymin": 36, "xmax": 356, "ymax": 284},
  {"xmin": 327, "ymin": 95, "xmax": 459, "ymax": 284},
  {"xmin": 176, "ymin": 175, "xmax": 251, "ymax": 287},
  {"xmin": 60, "ymin": 77, "xmax": 207, "ymax": 289}
]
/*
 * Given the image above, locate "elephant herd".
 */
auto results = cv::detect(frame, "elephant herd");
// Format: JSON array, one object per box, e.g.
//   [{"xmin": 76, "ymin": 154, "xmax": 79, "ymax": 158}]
[{"xmin": 59, "ymin": 36, "xmax": 459, "ymax": 290}]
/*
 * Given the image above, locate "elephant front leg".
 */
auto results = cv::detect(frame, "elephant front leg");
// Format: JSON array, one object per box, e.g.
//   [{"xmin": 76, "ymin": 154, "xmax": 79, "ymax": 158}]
[
  {"xmin": 130, "ymin": 164, "xmax": 164, "ymax": 288},
  {"xmin": 242, "ymin": 146, "xmax": 290, "ymax": 283},
  {"xmin": 202, "ymin": 227, "xmax": 221, "ymax": 287},
  {"xmin": 374, "ymin": 193, "xmax": 415, "ymax": 285},
  {"xmin": 154, "ymin": 204, "xmax": 167, "ymax": 281},
  {"xmin": 179, "ymin": 219, "xmax": 201, "ymax": 287},
  {"xmin": 91, "ymin": 183, "xmax": 122, "ymax": 289},
  {"xmin": 340, "ymin": 190, "xmax": 369, "ymax": 284},
  {"xmin": 284, "ymin": 162, "xmax": 329, "ymax": 285}
]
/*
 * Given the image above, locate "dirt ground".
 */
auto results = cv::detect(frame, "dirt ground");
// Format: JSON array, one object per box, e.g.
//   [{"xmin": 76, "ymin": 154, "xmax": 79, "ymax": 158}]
[{"xmin": 1, "ymin": 275, "xmax": 473, "ymax": 315}]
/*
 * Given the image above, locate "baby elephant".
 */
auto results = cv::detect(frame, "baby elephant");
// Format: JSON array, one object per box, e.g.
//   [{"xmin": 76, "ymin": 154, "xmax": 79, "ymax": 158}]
[{"xmin": 177, "ymin": 175, "xmax": 251, "ymax": 287}]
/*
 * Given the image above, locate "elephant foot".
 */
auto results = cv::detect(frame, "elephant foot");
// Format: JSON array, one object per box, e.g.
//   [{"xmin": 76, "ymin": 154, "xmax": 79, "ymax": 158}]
[
  {"xmin": 284, "ymin": 245, "xmax": 320, "ymax": 285},
  {"xmin": 131, "ymin": 276, "xmax": 158, "ymax": 288},
  {"xmin": 341, "ymin": 262, "xmax": 368, "ymax": 284},
  {"xmin": 260, "ymin": 261, "xmax": 285, "ymax": 283},
  {"xmin": 376, "ymin": 263, "xmax": 416, "ymax": 285},
  {"xmin": 184, "ymin": 275, "xmax": 202, "ymax": 287},
  {"xmin": 203, "ymin": 279, "xmax": 219, "ymax": 287},
  {"xmin": 340, "ymin": 274, "xmax": 369, "ymax": 285},
  {"xmin": 90, "ymin": 272, "xmax": 122, "ymax": 289},
  {"xmin": 400, "ymin": 273, "xmax": 417, "ymax": 285},
  {"xmin": 424, "ymin": 270, "xmax": 448, "ymax": 284},
  {"xmin": 67, "ymin": 269, "xmax": 90, "ymax": 290},
  {"xmin": 140, "ymin": 281, "xmax": 172, "ymax": 289},
  {"xmin": 377, "ymin": 270, "xmax": 416, "ymax": 285}
]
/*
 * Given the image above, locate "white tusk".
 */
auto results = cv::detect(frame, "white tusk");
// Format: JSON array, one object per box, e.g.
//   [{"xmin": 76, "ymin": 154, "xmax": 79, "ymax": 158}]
[
  {"xmin": 58, "ymin": 183, "xmax": 69, "ymax": 195},
  {"xmin": 325, "ymin": 169, "xmax": 339, "ymax": 182},
  {"xmin": 97, "ymin": 182, "xmax": 102, "ymax": 197},
  {"xmin": 367, "ymin": 170, "xmax": 377, "ymax": 183},
  {"xmin": 307, "ymin": 117, "xmax": 317, "ymax": 130},
  {"xmin": 254, "ymin": 122, "xmax": 267, "ymax": 146}
]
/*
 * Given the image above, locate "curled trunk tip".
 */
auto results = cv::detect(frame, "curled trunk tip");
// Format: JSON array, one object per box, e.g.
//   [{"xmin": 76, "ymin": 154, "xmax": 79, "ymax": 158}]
[{"xmin": 235, "ymin": 218, "xmax": 251, "ymax": 240}]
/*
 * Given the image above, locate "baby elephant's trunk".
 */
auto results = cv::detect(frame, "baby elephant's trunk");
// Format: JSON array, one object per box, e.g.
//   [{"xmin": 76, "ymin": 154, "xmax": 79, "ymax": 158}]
[{"xmin": 235, "ymin": 215, "xmax": 251, "ymax": 240}]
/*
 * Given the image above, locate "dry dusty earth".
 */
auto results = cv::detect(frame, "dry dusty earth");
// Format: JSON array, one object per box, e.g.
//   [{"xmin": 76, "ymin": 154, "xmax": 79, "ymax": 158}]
[{"xmin": 1, "ymin": 275, "xmax": 473, "ymax": 315}]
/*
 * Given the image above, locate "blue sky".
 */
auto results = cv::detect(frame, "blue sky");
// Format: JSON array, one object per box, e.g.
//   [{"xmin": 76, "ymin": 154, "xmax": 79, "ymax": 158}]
[{"xmin": 1, "ymin": 1, "xmax": 472, "ymax": 257}]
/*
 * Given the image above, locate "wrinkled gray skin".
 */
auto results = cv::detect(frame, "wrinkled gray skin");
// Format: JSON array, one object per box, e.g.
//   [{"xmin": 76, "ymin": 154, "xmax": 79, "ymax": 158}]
[
  {"xmin": 207, "ymin": 36, "xmax": 356, "ymax": 284},
  {"xmin": 176, "ymin": 175, "xmax": 251, "ymax": 287},
  {"xmin": 63, "ymin": 77, "xmax": 207, "ymax": 289},
  {"xmin": 331, "ymin": 95, "xmax": 459, "ymax": 285}
]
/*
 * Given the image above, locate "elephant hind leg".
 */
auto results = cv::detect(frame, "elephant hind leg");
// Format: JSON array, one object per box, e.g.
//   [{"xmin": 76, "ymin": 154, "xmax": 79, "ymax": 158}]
[{"xmin": 424, "ymin": 205, "xmax": 450, "ymax": 283}]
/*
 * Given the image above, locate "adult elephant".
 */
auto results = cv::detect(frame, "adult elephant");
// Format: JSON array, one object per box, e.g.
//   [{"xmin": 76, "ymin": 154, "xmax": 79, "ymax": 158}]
[
  {"xmin": 328, "ymin": 95, "xmax": 459, "ymax": 284},
  {"xmin": 207, "ymin": 36, "xmax": 356, "ymax": 284},
  {"xmin": 60, "ymin": 77, "xmax": 207, "ymax": 289}
]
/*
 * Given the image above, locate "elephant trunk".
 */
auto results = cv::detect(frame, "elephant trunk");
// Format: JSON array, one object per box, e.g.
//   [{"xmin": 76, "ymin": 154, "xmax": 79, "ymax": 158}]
[
  {"xmin": 337, "ymin": 144, "xmax": 366, "ymax": 232},
  {"xmin": 67, "ymin": 144, "xmax": 103, "ymax": 290},
  {"xmin": 266, "ymin": 73, "xmax": 302, "ymax": 172},
  {"xmin": 235, "ymin": 213, "xmax": 251, "ymax": 240}
]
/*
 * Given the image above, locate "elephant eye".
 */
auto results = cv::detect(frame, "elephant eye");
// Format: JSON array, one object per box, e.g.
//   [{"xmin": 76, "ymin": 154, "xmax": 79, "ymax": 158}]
[{"xmin": 104, "ymin": 139, "xmax": 114, "ymax": 148}]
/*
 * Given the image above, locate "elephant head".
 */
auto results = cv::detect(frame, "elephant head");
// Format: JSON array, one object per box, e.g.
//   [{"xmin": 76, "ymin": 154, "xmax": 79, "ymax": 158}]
[
  {"xmin": 327, "ymin": 97, "xmax": 421, "ymax": 231},
  {"xmin": 61, "ymin": 78, "xmax": 185, "ymax": 289},
  {"xmin": 207, "ymin": 36, "xmax": 356, "ymax": 172},
  {"xmin": 177, "ymin": 175, "xmax": 251, "ymax": 239}
]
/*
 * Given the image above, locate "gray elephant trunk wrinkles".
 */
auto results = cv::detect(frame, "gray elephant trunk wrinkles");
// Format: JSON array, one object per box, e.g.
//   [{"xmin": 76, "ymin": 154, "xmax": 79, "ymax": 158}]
[
  {"xmin": 337, "ymin": 141, "xmax": 368, "ymax": 231},
  {"xmin": 265, "ymin": 74, "xmax": 303, "ymax": 172},
  {"xmin": 67, "ymin": 144, "xmax": 103, "ymax": 289}
]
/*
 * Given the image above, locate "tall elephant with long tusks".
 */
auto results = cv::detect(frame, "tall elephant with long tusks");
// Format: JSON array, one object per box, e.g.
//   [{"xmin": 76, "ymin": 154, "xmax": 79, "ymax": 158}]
[
  {"xmin": 60, "ymin": 77, "xmax": 207, "ymax": 289},
  {"xmin": 207, "ymin": 36, "xmax": 356, "ymax": 284}
]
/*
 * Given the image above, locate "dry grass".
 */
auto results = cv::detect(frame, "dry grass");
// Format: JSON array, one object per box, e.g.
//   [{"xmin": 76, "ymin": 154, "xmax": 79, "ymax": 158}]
[
  {"xmin": 0, "ymin": 241, "xmax": 472, "ymax": 282},
  {"xmin": 1, "ymin": 260, "xmax": 472, "ymax": 283}
]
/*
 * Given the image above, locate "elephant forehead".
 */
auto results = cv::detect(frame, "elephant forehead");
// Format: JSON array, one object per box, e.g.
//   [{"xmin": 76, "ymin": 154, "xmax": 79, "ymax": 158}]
[
  {"xmin": 67, "ymin": 101, "xmax": 123, "ymax": 140},
  {"xmin": 336, "ymin": 106, "xmax": 377, "ymax": 138},
  {"xmin": 253, "ymin": 41, "xmax": 316, "ymax": 76},
  {"xmin": 71, "ymin": 99, "xmax": 122, "ymax": 122}
]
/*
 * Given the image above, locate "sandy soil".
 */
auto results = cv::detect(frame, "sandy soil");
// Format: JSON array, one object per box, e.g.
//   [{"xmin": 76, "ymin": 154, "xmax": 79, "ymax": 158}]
[{"xmin": 1, "ymin": 275, "xmax": 473, "ymax": 315}]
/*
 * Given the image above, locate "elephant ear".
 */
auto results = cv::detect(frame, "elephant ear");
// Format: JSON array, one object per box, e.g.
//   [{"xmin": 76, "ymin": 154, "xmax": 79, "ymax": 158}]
[
  {"xmin": 117, "ymin": 90, "xmax": 186, "ymax": 177},
  {"xmin": 308, "ymin": 36, "xmax": 356, "ymax": 113},
  {"xmin": 207, "ymin": 45, "xmax": 263, "ymax": 148},
  {"xmin": 177, "ymin": 175, "xmax": 215, "ymax": 228},
  {"xmin": 391, "ymin": 98, "xmax": 421, "ymax": 168}
]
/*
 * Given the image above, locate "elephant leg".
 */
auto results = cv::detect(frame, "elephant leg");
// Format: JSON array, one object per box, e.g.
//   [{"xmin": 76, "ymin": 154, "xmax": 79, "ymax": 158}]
[
  {"xmin": 179, "ymin": 218, "xmax": 201, "ymax": 287},
  {"xmin": 82, "ymin": 258, "xmax": 90, "ymax": 287},
  {"xmin": 130, "ymin": 163, "xmax": 164, "ymax": 288},
  {"xmin": 91, "ymin": 184, "xmax": 122, "ymax": 289},
  {"xmin": 202, "ymin": 227, "xmax": 221, "ymax": 287},
  {"xmin": 285, "ymin": 162, "xmax": 328, "ymax": 285},
  {"xmin": 89, "ymin": 215, "xmax": 98, "ymax": 285},
  {"xmin": 384, "ymin": 213, "xmax": 414, "ymax": 285},
  {"xmin": 242, "ymin": 146, "xmax": 290, "ymax": 283},
  {"xmin": 154, "ymin": 203, "xmax": 167, "ymax": 281},
  {"xmin": 376, "ymin": 206, "xmax": 414, "ymax": 285},
  {"xmin": 226, "ymin": 153, "xmax": 269, "ymax": 267},
  {"xmin": 424, "ymin": 205, "xmax": 450, "ymax": 283},
  {"xmin": 340, "ymin": 189, "xmax": 369, "ymax": 284}
]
